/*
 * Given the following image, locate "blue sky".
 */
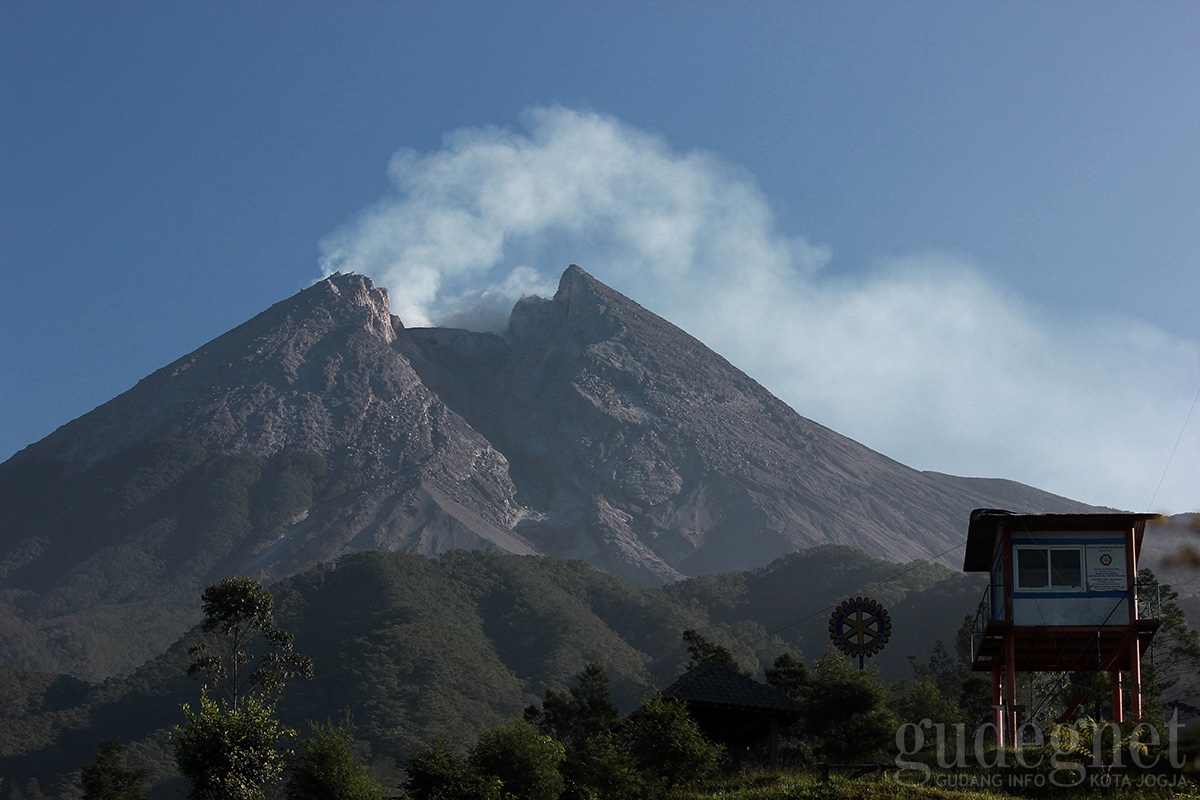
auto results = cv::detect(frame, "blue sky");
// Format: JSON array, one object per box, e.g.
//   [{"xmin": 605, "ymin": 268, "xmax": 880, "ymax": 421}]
[{"xmin": 2, "ymin": 1, "xmax": 1197, "ymax": 514}]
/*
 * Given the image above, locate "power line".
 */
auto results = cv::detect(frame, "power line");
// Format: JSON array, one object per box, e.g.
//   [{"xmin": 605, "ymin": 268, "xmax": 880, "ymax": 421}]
[
  {"xmin": 1147, "ymin": 382, "xmax": 1200, "ymax": 512},
  {"xmin": 607, "ymin": 540, "xmax": 969, "ymax": 709},
  {"xmin": 727, "ymin": 540, "xmax": 968, "ymax": 660}
]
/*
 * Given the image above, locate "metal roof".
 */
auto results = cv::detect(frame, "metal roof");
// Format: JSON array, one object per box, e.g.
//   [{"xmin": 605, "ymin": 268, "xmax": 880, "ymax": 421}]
[
  {"xmin": 661, "ymin": 660, "xmax": 804, "ymax": 713},
  {"xmin": 962, "ymin": 508, "xmax": 1159, "ymax": 572}
]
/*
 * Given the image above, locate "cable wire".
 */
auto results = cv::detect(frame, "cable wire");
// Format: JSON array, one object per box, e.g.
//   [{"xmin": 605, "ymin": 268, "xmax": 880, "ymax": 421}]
[{"xmin": 1147, "ymin": 382, "xmax": 1200, "ymax": 512}]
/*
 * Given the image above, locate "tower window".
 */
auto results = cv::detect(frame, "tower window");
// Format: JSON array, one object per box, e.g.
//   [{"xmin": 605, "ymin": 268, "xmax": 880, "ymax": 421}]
[{"xmin": 1015, "ymin": 546, "xmax": 1082, "ymax": 590}]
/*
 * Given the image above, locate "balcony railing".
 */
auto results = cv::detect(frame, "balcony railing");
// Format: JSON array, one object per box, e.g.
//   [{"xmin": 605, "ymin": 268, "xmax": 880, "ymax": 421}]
[
  {"xmin": 969, "ymin": 583, "xmax": 1008, "ymax": 663},
  {"xmin": 968, "ymin": 579, "xmax": 1163, "ymax": 664}
]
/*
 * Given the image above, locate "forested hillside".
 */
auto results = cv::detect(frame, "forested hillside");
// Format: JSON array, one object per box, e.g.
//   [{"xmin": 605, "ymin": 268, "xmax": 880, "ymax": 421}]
[{"xmin": 0, "ymin": 545, "xmax": 983, "ymax": 797}]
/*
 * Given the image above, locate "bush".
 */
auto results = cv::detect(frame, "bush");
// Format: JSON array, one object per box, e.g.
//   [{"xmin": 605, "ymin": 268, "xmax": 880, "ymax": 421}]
[
  {"xmin": 405, "ymin": 738, "xmax": 501, "ymax": 800},
  {"xmin": 562, "ymin": 730, "xmax": 645, "ymax": 800},
  {"xmin": 470, "ymin": 720, "xmax": 566, "ymax": 800},
  {"xmin": 285, "ymin": 719, "xmax": 383, "ymax": 800},
  {"xmin": 626, "ymin": 694, "xmax": 722, "ymax": 794},
  {"xmin": 803, "ymin": 651, "xmax": 897, "ymax": 762}
]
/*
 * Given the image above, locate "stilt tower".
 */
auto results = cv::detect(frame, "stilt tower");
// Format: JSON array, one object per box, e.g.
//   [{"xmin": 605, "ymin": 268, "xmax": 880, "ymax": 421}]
[{"xmin": 963, "ymin": 508, "xmax": 1160, "ymax": 747}]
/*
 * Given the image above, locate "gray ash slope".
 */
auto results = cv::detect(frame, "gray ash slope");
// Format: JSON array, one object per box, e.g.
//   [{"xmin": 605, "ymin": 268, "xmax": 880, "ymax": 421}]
[
  {"xmin": 401, "ymin": 265, "xmax": 1095, "ymax": 580},
  {"xmin": 1, "ymin": 265, "xmax": 1094, "ymax": 676}
]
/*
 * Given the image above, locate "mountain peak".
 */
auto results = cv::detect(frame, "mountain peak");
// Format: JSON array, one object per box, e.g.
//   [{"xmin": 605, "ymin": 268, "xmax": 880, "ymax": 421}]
[
  {"xmin": 20, "ymin": 273, "xmax": 400, "ymax": 470},
  {"xmin": 321, "ymin": 268, "xmax": 396, "ymax": 326}
]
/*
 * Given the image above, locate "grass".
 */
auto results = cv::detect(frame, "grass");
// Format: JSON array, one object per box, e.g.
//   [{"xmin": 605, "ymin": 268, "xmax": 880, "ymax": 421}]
[{"xmin": 672, "ymin": 768, "xmax": 1200, "ymax": 800}]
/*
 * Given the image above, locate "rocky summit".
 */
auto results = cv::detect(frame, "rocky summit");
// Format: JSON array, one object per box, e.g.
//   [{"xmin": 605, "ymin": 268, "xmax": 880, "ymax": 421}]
[{"xmin": 0, "ymin": 265, "xmax": 1094, "ymax": 677}]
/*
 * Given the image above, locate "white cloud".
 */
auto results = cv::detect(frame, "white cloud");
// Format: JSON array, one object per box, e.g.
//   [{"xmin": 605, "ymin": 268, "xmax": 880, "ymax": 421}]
[{"xmin": 319, "ymin": 107, "xmax": 1200, "ymax": 514}]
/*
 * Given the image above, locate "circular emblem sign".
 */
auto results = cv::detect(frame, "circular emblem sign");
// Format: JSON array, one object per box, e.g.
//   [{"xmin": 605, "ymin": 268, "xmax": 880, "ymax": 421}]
[
  {"xmin": 829, "ymin": 596, "xmax": 892, "ymax": 663},
  {"xmin": 1100, "ymin": 553, "xmax": 1113, "ymax": 566}
]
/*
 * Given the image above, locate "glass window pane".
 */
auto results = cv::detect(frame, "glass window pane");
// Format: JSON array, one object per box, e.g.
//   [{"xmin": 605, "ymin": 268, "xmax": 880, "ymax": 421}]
[
  {"xmin": 1017, "ymin": 548, "xmax": 1048, "ymax": 588},
  {"xmin": 1050, "ymin": 549, "xmax": 1082, "ymax": 588}
]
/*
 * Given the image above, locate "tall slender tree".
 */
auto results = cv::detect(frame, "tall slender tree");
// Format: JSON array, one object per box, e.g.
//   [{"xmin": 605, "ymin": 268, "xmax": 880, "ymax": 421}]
[
  {"xmin": 185, "ymin": 576, "xmax": 312, "ymax": 710},
  {"xmin": 172, "ymin": 576, "xmax": 312, "ymax": 800}
]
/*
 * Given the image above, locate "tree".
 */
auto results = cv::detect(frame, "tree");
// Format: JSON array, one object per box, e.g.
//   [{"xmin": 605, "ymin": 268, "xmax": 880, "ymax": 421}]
[
  {"xmin": 524, "ymin": 662, "xmax": 620, "ymax": 754},
  {"xmin": 802, "ymin": 651, "xmax": 897, "ymax": 762},
  {"xmin": 172, "ymin": 576, "xmax": 312, "ymax": 800},
  {"xmin": 626, "ymin": 693, "xmax": 722, "ymax": 795},
  {"xmin": 681, "ymin": 629, "xmax": 747, "ymax": 675},
  {"xmin": 892, "ymin": 674, "xmax": 963, "ymax": 729},
  {"xmin": 947, "ymin": 617, "xmax": 998, "ymax": 730},
  {"xmin": 79, "ymin": 739, "xmax": 150, "ymax": 800},
  {"xmin": 892, "ymin": 645, "xmax": 964, "ymax": 728},
  {"xmin": 173, "ymin": 692, "xmax": 293, "ymax": 800},
  {"xmin": 1139, "ymin": 568, "xmax": 1200, "ymax": 719},
  {"xmin": 469, "ymin": 720, "xmax": 566, "ymax": 800},
  {"xmin": 404, "ymin": 739, "xmax": 500, "ymax": 800},
  {"xmin": 764, "ymin": 651, "xmax": 810, "ymax": 701},
  {"xmin": 186, "ymin": 576, "xmax": 312, "ymax": 710},
  {"xmin": 285, "ymin": 719, "xmax": 384, "ymax": 800}
]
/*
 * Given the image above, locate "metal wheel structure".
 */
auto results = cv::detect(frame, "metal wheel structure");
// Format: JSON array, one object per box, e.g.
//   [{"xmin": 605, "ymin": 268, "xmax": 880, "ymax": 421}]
[{"xmin": 828, "ymin": 596, "xmax": 891, "ymax": 668}]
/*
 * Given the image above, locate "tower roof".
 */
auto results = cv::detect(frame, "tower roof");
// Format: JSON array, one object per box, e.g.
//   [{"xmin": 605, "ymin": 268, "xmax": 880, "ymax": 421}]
[{"xmin": 962, "ymin": 508, "xmax": 1159, "ymax": 572}]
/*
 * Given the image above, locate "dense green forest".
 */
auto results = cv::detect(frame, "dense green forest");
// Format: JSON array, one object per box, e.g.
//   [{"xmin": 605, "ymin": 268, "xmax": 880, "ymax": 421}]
[
  {"xmin": 0, "ymin": 540, "xmax": 1000, "ymax": 798},
  {"xmin": 4, "ymin": 545, "xmax": 1198, "ymax": 799}
]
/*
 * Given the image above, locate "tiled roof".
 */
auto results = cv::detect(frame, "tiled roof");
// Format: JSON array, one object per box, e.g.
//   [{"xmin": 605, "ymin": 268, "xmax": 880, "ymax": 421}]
[{"xmin": 662, "ymin": 660, "xmax": 804, "ymax": 713}]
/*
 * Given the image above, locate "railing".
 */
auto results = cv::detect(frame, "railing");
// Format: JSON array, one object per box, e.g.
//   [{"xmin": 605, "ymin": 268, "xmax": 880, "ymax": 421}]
[
  {"xmin": 969, "ymin": 583, "xmax": 1008, "ymax": 663},
  {"xmin": 969, "ymin": 579, "xmax": 1162, "ymax": 662},
  {"xmin": 1135, "ymin": 579, "xmax": 1161, "ymax": 621}
]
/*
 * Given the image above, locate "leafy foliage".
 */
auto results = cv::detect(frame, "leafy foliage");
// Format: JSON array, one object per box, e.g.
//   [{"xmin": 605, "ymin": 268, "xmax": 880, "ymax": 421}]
[
  {"xmin": 682, "ymin": 630, "xmax": 748, "ymax": 676},
  {"xmin": 9, "ymin": 545, "xmax": 1196, "ymax": 796},
  {"xmin": 892, "ymin": 642, "xmax": 966, "ymax": 728},
  {"xmin": 524, "ymin": 662, "xmax": 620, "ymax": 755},
  {"xmin": 284, "ymin": 718, "xmax": 383, "ymax": 800},
  {"xmin": 764, "ymin": 652, "xmax": 810, "ymax": 701},
  {"xmin": 800, "ymin": 651, "xmax": 898, "ymax": 762},
  {"xmin": 1139, "ymin": 569, "xmax": 1200, "ymax": 719},
  {"xmin": 187, "ymin": 576, "xmax": 312, "ymax": 709},
  {"xmin": 403, "ymin": 739, "xmax": 500, "ymax": 800},
  {"xmin": 626, "ymin": 694, "xmax": 722, "ymax": 794},
  {"xmin": 78, "ymin": 739, "xmax": 149, "ymax": 800},
  {"xmin": 171, "ymin": 577, "xmax": 311, "ymax": 800},
  {"xmin": 171, "ymin": 691, "xmax": 293, "ymax": 800},
  {"xmin": 562, "ymin": 730, "xmax": 646, "ymax": 800},
  {"xmin": 469, "ymin": 720, "xmax": 566, "ymax": 800}
]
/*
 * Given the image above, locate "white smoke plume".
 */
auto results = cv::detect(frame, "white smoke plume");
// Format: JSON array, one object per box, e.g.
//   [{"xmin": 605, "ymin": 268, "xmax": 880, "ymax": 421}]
[{"xmin": 320, "ymin": 107, "xmax": 1200, "ymax": 514}]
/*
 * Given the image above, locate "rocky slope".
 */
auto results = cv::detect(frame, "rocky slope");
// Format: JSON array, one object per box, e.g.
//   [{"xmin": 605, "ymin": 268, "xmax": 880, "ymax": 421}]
[{"xmin": 401, "ymin": 265, "xmax": 1096, "ymax": 579}]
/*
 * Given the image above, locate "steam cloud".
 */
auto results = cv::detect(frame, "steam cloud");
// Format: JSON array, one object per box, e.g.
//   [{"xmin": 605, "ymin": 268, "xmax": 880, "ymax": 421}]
[{"xmin": 320, "ymin": 107, "xmax": 1199, "ymax": 514}]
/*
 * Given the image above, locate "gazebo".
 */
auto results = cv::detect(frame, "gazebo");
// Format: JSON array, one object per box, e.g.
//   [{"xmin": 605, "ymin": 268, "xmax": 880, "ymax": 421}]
[{"xmin": 662, "ymin": 660, "xmax": 804, "ymax": 768}]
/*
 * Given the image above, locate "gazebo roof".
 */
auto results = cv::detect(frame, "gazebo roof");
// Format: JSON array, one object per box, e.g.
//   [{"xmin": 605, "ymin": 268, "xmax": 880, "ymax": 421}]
[{"xmin": 661, "ymin": 660, "xmax": 803, "ymax": 714}]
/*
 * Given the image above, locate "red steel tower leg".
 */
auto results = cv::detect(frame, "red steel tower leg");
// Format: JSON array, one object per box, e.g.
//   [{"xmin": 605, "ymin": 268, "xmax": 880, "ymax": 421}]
[
  {"xmin": 992, "ymin": 665, "xmax": 1003, "ymax": 747},
  {"xmin": 1112, "ymin": 669, "xmax": 1125, "ymax": 724},
  {"xmin": 1129, "ymin": 638, "xmax": 1143, "ymax": 718},
  {"xmin": 1005, "ymin": 632, "xmax": 1017, "ymax": 748}
]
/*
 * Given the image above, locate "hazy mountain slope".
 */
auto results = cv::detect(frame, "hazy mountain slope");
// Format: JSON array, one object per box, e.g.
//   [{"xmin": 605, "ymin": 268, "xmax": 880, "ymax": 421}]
[{"xmin": 1, "ymin": 266, "xmax": 1094, "ymax": 679}]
